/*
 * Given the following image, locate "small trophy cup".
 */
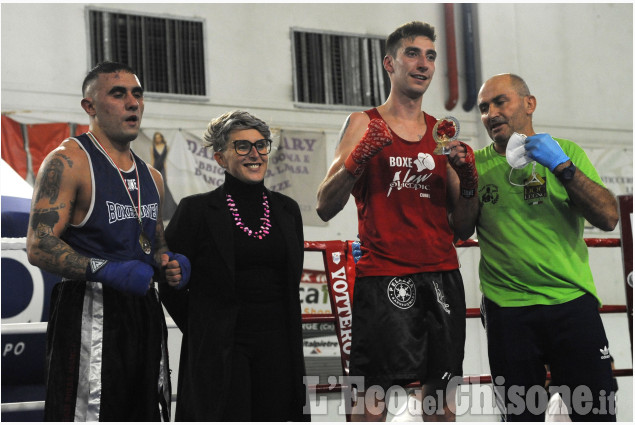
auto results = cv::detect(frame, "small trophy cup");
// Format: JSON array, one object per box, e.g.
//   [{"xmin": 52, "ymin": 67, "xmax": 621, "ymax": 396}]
[{"xmin": 432, "ymin": 116, "xmax": 460, "ymax": 155}]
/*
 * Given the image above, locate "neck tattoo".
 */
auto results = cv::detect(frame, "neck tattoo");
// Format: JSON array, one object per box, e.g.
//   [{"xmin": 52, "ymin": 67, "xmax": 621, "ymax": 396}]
[{"xmin": 226, "ymin": 192, "xmax": 272, "ymax": 239}]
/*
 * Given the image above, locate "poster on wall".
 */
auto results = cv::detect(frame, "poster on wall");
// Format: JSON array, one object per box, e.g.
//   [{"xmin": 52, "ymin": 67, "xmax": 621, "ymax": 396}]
[
  {"xmin": 134, "ymin": 129, "xmax": 210, "ymax": 222},
  {"xmin": 270, "ymin": 129, "xmax": 327, "ymax": 227}
]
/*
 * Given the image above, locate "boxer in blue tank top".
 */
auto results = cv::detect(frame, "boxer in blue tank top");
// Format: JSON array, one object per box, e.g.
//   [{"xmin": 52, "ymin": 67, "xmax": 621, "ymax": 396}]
[
  {"xmin": 26, "ymin": 62, "xmax": 191, "ymax": 421},
  {"xmin": 62, "ymin": 133, "xmax": 159, "ymax": 263}
]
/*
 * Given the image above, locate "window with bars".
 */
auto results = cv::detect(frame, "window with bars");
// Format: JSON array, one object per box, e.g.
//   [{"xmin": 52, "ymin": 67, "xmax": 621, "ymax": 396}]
[
  {"xmin": 88, "ymin": 9, "xmax": 206, "ymax": 97},
  {"xmin": 292, "ymin": 29, "xmax": 390, "ymax": 108}
]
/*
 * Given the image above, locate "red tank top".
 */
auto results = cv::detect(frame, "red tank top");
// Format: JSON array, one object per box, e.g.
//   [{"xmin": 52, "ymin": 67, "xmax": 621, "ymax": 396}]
[{"xmin": 352, "ymin": 108, "xmax": 459, "ymax": 277}]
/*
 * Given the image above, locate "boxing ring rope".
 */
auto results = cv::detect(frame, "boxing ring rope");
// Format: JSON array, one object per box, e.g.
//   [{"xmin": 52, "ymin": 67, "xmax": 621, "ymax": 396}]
[
  {"xmin": 302, "ymin": 235, "xmax": 633, "ymax": 395},
  {"xmin": 1, "ymin": 196, "xmax": 631, "ymax": 417},
  {"xmin": 0, "ymin": 239, "xmax": 631, "ymax": 415}
]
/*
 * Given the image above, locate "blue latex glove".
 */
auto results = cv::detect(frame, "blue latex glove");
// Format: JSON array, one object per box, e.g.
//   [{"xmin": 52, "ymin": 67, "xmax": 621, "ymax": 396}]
[
  {"xmin": 166, "ymin": 251, "xmax": 191, "ymax": 290},
  {"xmin": 351, "ymin": 241, "xmax": 362, "ymax": 264},
  {"xmin": 86, "ymin": 259, "xmax": 153, "ymax": 296},
  {"xmin": 525, "ymin": 133, "xmax": 570, "ymax": 172}
]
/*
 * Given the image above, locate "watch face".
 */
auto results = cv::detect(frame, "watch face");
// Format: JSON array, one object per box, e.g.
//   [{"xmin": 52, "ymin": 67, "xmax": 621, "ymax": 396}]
[{"xmin": 560, "ymin": 164, "xmax": 576, "ymax": 181}]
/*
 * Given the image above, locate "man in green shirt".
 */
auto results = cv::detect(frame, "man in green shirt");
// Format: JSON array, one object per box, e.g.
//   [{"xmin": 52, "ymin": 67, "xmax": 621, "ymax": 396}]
[{"xmin": 472, "ymin": 73, "xmax": 619, "ymax": 421}]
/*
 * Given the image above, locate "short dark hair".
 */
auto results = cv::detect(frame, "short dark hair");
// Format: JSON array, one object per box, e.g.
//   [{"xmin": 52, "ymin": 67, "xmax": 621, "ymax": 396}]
[
  {"xmin": 386, "ymin": 21, "xmax": 436, "ymax": 57},
  {"xmin": 82, "ymin": 61, "xmax": 137, "ymax": 96}
]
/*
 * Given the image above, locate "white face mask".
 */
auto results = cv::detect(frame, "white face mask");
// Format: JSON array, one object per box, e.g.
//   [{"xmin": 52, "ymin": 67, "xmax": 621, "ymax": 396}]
[{"xmin": 506, "ymin": 132, "xmax": 532, "ymax": 169}]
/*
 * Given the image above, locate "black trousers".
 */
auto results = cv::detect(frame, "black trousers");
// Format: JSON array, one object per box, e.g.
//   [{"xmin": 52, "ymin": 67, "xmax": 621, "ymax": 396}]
[
  {"xmin": 221, "ymin": 327, "xmax": 295, "ymax": 421},
  {"xmin": 481, "ymin": 294, "xmax": 616, "ymax": 422}
]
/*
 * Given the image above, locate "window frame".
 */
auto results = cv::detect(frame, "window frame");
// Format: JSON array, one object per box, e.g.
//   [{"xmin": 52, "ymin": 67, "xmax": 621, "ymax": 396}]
[
  {"xmin": 85, "ymin": 6, "xmax": 209, "ymax": 102},
  {"xmin": 290, "ymin": 27, "xmax": 390, "ymax": 111}
]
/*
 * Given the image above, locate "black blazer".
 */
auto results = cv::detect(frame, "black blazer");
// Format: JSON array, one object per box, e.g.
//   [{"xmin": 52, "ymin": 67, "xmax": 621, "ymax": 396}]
[{"xmin": 160, "ymin": 185, "xmax": 309, "ymax": 421}]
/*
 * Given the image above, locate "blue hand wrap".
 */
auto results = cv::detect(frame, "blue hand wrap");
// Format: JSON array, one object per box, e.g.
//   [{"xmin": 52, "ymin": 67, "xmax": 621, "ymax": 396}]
[
  {"xmin": 166, "ymin": 251, "xmax": 191, "ymax": 290},
  {"xmin": 525, "ymin": 133, "xmax": 570, "ymax": 172},
  {"xmin": 86, "ymin": 259, "xmax": 153, "ymax": 296}
]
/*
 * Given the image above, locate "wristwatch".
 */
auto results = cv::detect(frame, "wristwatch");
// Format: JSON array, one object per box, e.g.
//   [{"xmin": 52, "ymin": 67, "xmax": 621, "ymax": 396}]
[{"xmin": 556, "ymin": 162, "xmax": 576, "ymax": 183}]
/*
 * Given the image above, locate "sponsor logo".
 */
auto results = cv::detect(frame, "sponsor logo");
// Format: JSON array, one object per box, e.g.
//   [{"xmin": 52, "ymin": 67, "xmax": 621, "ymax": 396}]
[
  {"xmin": 386, "ymin": 153, "xmax": 435, "ymax": 198},
  {"xmin": 332, "ymin": 252, "xmax": 341, "ymax": 265},
  {"xmin": 480, "ymin": 184, "xmax": 499, "ymax": 205},
  {"xmin": 387, "ymin": 277, "xmax": 416, "ymax": 309},
  {"xmin": 329, "ymin": 266, "xmax": 353, "ymax": 369},
  {"xmin": 89, "ymin": 258, "xmax": 108, "ymax": 273},
  {"xmin": 106, "ymin": 201, "xmax": 158, "ymax": 224},
  {"xmin": 415, "ymin": 153, "xmax": 436, "ymax": 172},
  {"xmin": 125, "ymin": 178, "xmax": 138, "ymax": 191},
  {"xmin": 600, "ymin": 346, "xmax": 610, "ymax": 360},
  {"xmin": 524, "ymin": 174, "xmax": 546, "ymax": 205}
]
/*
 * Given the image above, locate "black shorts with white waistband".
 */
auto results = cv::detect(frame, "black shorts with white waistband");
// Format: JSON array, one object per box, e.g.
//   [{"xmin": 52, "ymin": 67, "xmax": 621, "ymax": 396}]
[{"xmin": 349, "ymin": 270, "xmax": 466, "ymax": 391}]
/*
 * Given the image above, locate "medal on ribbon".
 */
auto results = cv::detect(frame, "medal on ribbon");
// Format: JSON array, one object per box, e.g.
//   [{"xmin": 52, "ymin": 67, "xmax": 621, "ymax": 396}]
[{"xmin": 139, "ymin": 231, "xmax": 152, "ymax": 255}]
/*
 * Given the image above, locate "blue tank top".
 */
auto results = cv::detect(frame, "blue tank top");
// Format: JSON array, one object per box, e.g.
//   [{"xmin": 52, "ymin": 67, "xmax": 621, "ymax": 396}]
[{"xmin": 62, "ymin": 133, "xmax": 160, "ymax": 266}]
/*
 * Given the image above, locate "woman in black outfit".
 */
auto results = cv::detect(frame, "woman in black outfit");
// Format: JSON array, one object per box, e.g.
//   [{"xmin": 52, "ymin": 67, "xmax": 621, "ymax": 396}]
[{"xmin": 160, "ymin": 110, "xmax": 309, "ymax": 421}]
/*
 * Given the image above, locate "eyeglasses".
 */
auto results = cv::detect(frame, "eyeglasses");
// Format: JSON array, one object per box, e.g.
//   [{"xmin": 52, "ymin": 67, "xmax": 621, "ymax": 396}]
[{"xmin": 231, "ymin": 139, "xmax": 272, "ymax": 156}]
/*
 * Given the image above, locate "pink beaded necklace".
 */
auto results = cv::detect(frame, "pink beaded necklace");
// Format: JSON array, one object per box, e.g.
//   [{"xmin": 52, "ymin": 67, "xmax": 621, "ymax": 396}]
[{"xmin": 226, "ymin": 192, "xmax": 271, "ymax": 239}]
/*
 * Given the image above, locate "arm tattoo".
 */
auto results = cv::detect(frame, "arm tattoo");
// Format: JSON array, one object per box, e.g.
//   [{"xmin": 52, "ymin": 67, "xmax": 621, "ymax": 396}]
[
  {"xmin": 36, "ymin": 234, "xmax": 87, "ymax": 278},
  {"xmin": 59, "ymin": 153, "xmax": 74, "ymax": 168},
  {"xmin": 36, "ymin": 157, "xmax": 65, "ymax": 204},
  {"xmin": 29, "ymin": 151, "xmax": 88, "ymax": 278},
  {"xmin": 31, "ymin": 209, "xmax": 61, "ymax": 233},
  {"xmin": 30, "ymin": 206, "xmax": 87, "ymax": 278}
]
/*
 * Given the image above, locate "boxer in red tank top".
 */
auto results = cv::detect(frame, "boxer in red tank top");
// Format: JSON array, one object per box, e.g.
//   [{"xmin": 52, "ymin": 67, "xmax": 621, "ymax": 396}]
[{"xmin": 317, "ymin": 21, "xmax": 479, "ymax": 422}]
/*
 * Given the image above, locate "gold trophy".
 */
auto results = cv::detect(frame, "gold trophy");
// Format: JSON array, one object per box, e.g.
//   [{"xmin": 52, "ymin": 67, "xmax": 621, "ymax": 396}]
[{"xmin": 432, "ymin": 116, "xmax": 460, "ymax": 155}]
